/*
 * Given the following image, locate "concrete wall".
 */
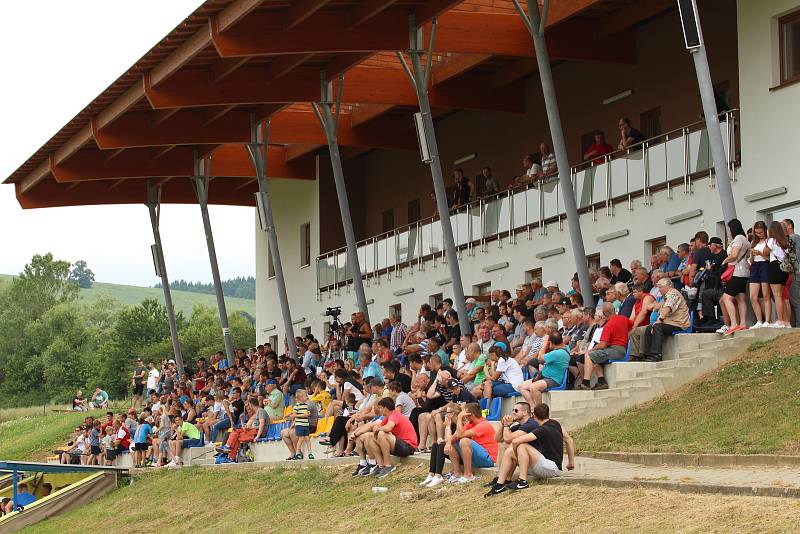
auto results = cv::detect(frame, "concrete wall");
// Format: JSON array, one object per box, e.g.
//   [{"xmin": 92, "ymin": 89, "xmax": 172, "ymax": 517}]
[{"xmin": 256, "ymin": 0, "xmax": 800, "ymax": 343}]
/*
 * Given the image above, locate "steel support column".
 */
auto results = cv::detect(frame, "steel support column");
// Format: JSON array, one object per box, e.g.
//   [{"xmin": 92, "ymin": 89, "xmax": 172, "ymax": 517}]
[
  {"xmin": 245, "ymin": 115, "xmax": 298, "ymax": 361},
  {"xmin": 191, "ymin": 151, "xmax": 235, "ymax": 360},
  {"xmin": 312, "ymin": 77, "xmax": 370, "ymax": 324},
  {"xmin": 680, "ymin": 0, "xmax": 737, "ymax": 222},
  {"xmin": 513, "ymin": 0, "xmax": 594, "ymax": 308},
  {"xmin": 146, "ymin": 182, "xmax": 186, "ymax": 379},
  {"xmin": 398, "ymin": 18, "xmax": 471, "ymax": 336}
]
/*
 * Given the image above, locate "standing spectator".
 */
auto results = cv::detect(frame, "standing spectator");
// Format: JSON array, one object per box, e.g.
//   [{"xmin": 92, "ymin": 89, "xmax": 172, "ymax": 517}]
[
  {"xmin": 766, "ymin": 221, "xmax": 792, "ymax": 328},
  {"xmin": 719, "ymin": 219, "xmax": 750, "ymax": 335},
  {"xmin": 617, "ymin": 117, "xmax": 645, "ymax": 150},
  {"xmin": 447, "ymin": 402, "xmax": 498, "ymax": 483},
  {"xmin": 781, "ymin": 219, "xmax": 800, "ymax": 326},
  {"xmin": 132, "ymin": 416, "xmax": 152, "ymax": 468},
  {"xmin": 481, "ymin": 166, "xmax": 500, "ymax": 196},
  {"xmin": 452, "ymin": 168, "xmax": 472, "ymax": 208},
  {"xmin": 146, "ymin": 361, "xmax": 160, "ymax": 395},
  {"xmin": 749, "ymin": 221, "xmax": 771, "ymax": 327},
  {"xmin": 388, "ymin": 314, "xmax": 407, "ymax": 354},
  {"xmin": 583, "ymin": 130, "xmax": 614, "ymax": 163},
  {"xmin": 540, "ymin": 143, "xmax": 557, "ymax": 176},
  {"xmin": 289, "ymin": 389, "xmax": 312, "ymax": 460},
  {"xmin": 131, "ymin": 358, "xmax": 146, "ymax": 408}
]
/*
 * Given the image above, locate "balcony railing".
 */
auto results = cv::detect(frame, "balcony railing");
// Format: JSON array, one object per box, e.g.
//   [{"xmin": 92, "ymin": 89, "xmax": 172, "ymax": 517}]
[{"xmin": 316, "ymin": 110, "xmax": 738, "ymax": 294}]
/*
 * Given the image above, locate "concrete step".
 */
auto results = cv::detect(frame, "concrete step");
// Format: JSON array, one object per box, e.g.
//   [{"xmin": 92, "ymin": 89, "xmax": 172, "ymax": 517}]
[{"xmin": 191, "ymin": 458, "xmax": 215, "ymax": 466}]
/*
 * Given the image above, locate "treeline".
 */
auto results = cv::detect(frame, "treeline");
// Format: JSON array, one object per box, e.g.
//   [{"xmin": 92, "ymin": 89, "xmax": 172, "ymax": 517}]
[
  {"xmin": 0, "ymin": 254, "xmax": 255, "ymax": 408},
  {"xmin": 154, "ymin": 276, "xmax": 256, "ymax": 300}
]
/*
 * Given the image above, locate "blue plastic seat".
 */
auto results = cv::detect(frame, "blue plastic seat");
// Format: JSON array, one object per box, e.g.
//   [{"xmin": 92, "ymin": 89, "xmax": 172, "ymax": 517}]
[
  {"xmin": 544, "ymin": 368, "xmax": 569, "ymax": 392},
  {"xmin": 479, "ymin": 398, "xmax": 489, "ymax": 410},
  {"xmin": 486, "ymin": 398, "xmax": 502, "ymax": 421},
  {"xmin": 673, "ymin": 310, "xmax": 694, "ymax": 335},
  {"xmin": 521, "ymin": 366, "xmax": 531, "ymax": 381}
]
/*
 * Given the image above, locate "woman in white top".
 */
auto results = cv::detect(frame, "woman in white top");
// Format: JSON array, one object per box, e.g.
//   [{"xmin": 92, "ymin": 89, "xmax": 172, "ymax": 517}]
[
  {"xmin": 719, "ymin": 219, "xmax": 750, "ymax": 335},
  {"xmin": 748, "ymin": 221, "xmax": 771, "ymax": 327},
  {"xmin": 764, "ymin": 221, "xmax": 792, "ymax": 327},
  {"xmin": 479, "ymin": 344, "xmax": 524, "ymax": 399}
]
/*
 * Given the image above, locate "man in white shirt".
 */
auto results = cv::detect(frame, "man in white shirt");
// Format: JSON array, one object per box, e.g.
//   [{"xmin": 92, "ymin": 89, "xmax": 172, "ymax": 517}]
[
  {"xmin": 514, "ymin": 319, "xmax": 544, "ymax": 366},
  {"xmin": 387, "ymin": 381, "xmax": 416, "ymax": 417},
  {"xmin": 146, "ymin": 362, "xmax": 160, "ymax": 394},
  {"xmin": 514, "ymin": 154, "xmax": 543, "ymax": 185}
]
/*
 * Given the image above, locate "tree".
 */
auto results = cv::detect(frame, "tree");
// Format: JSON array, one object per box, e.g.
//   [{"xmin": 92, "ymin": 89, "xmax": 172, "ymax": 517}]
[{"xmin": 69, "ymin": 260, "xmax": 95, "ymax": 289}]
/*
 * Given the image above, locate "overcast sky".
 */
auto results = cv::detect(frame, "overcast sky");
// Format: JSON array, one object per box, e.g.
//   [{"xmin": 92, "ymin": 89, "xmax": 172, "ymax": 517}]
[{"xmin": 0, "ymin": 0, "xmax": 256, "ymax": 286}]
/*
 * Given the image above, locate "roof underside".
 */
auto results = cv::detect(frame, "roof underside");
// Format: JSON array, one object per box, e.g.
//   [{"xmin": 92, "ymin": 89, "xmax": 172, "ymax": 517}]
[{"xmin": 5, "ymin": 0, "xmax": 677, "ymax": 209}]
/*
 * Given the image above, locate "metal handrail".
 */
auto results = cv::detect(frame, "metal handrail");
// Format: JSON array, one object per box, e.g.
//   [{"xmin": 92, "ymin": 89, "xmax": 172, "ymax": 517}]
[{"xmin": 317, "ymin": 109, "xmax": 739, "ymax": 284}]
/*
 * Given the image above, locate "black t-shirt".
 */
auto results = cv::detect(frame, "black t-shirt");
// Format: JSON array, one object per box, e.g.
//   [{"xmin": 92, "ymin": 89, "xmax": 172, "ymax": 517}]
[
  {"xmin": 628, "ymin": 128, "xmax": 645, "ymax": 148},
  {"xmin": 612, "ymin": 268, "xmax": 632, "ymax": 284},
  {"xmin": 446, "ymin": 324, "xmax": 461, "ymax": 344},
  {"xmin": 532, "ymin": 419, "xmax": 564, "ymax": 470},
  {"xmin": 393, "ymin": 372, "xmax": 412, "ymax": 393},
  {"xmin": 457, "ymin": 177, "xmax": 471, "ymax": 204},
  {"xmin": 510, "ymin": 419, "xmax": 539, "ymax": 433},
  {"xmin": 231, "ymin": 398, "xmax": 245, "ymax": 424},
  {"xmin": 133, "ymin": 366, "xmax": 145, "ymax": 386}
]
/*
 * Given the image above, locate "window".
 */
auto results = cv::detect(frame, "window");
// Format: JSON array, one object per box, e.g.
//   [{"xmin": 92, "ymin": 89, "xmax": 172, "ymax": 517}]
[
  {"xmin": 382, "ymin": 209, "xmax": 395, "ymax": 233},
  {"xmin": 323, "ymin": 322, "xmax": 330, "ymax": 339},
  {"xmin": 389, "ymin": 303, "xmax": 402, "ymax": 321},
  {"xmin": 301, "ymin": 327, "xmax": 312, "ymax": 339},
  {"xmin": 649, "ymin": 236, "xmax": 667, "ymax": 258},
  {"xmin": 407, "ymin": 199, "xmax": 421, "ymax": 224},
  {"xmin": 300, "ymin": 222, "xmax": 311, "ymax": 267},
  {"xmin": 267, "ymin": 246, "xmax": 275, "ymax": 278},
  {"xmin": 473, "ymin": 282, "xmax": 492, "ymax": 296},
  {"xmin": 525, "ymin": 267, "xmax": 543, "ymax": 283},
  {"xmin": 429, "ymin": 293, "xmax": 443, "ymax": 307},
  {"xmin": 269, "ymin": 335, "xmax": 278, "ymax": 351},
  {"xmin": 586, "ymin": 254, "xmax": 601, "ymax": 272},
  {"xmin": 780, "ymin": 11, "xmax": 800, "ymax": 84},
  {"xmin": 639, "ymin": 107, "xmax": 661, "ymax": 140}
]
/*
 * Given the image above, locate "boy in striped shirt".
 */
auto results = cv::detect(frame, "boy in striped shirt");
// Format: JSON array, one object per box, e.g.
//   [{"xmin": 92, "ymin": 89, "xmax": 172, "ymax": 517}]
[{"xmin": 290, "ymin": 389, "xmax": 312, "ymax": 460}]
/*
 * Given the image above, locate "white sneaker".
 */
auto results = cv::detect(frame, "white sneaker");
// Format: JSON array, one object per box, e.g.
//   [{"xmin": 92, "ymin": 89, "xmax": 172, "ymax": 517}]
[
  {"xmin": 752, "ymin": 321, "xmax": 763, "ymax": 329},
  {"xmin": 764, "ymin": 322, "xmax": 776, "ymax": 328},
  {"xmin": 420, "ymin": 474, "xmax": 434, "ymax": 486},
  {"xmin": 446, "ymin": 473, "xmax": 460, "ymax": 484},
  {"xmin": 425, "ymin": 475, "xmax": 444, "ymax": 488},
  {"xmin": 715, "ymin": 325, "xmax": 729, "ymax": 334},
  {"xmin": 458, "ymin": 475, "xmax": 477, "ymax": 484}
]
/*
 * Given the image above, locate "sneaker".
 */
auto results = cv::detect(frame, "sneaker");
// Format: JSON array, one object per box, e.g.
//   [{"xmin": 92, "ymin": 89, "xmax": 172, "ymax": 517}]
[
  {"xmin": 576, "ymin": 382, "xmax": 592, "ymax": 391},
  {"xmin": 425, "ymin": 475, "xmax": 444, "ymax": 488},
  {"xmin": 352, "ymin": 464, "xmax": 368, "ymax": 477},
  {"xmin": 369, "ymin": 464, "xmax": 384, "ymax": 477},
  {"xmin": 484, "ymin": 483, "xmax": 508, "ymax": 497},
  {"xmin": 751, "ymin": 321, "xmax": 763, "ymax": 329},
  {"xmin": 715, "ymin": 324, "xmax": 730, "ymax": 334},
  {"xmin": 294, "ymin": 453, "xmax": 303, "ymax": 460},
  {"xmin": 308, "ymin": 453, "xmax": 315, "ymax": 460},
  {"xmin": 420, "ymin": 474, "xmax": 434, "ymax": 486},
  {"xmin": 591, "ymin": 382, "xmax": 609, "ymax": 390},
  {"xmin": 376, "ymin": 465, "xmax": 396, "ymax": 478},
  {"xmin": 483, "ymin": 476, "xmax": 499, "ymax": 488},
  {"xmin": 458, "ymin": 475, "xmax": 477, "ymax": 484},
  {"xmin": 359, "ymin": 464, "xmax": 378, "ymax": 477},
  {"xmin": 511, "ymin": 479, "xmax": 530, "ymax": 490},
  {"xmin": 446, "ymin": 473, "xmax": 460, "ymax": 484}
]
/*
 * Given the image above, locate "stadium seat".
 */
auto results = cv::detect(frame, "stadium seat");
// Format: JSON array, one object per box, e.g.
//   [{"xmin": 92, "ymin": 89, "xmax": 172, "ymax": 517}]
[
  {"xmin": 283, "ymin": 406, "xmax": 293, "ymax": 418},
  {"xmin": 544, "ymin": 368, "xmax": 569, "ymax": 392},
  {"xmin": 479, "ymin": 398, "xmax": 489, "ymax": 410},
  {"xmin": 311, "ymin": 416, "xmax": 333, "ymax": 437},
  {"xmin": 486, "ymin": 398, "xmax": 502, "ymax": 421},
  {"xmin": 522, "ymin": 366, "xmax": 530, "ymax": 381},
  {"xmin": 673, "ymin": 310, "xmax": 694, "ymax": 335}
]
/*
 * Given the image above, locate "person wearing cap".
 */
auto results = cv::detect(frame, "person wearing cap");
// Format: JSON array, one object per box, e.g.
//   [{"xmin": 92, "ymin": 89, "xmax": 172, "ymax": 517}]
[
  {"xmin": 263, "ymin": 379, "xmax": 284, "ymax": 422},
  {"xmin": 465, "ymin": 297, "xmax": 478, "ymax": 319},
  {"xmin": 697, "ymin": 237, "xmax": 728, "ymax": 325},
  {"xmin": 545, "ymin": 280, "xmax": 560, "ymax": 295}
]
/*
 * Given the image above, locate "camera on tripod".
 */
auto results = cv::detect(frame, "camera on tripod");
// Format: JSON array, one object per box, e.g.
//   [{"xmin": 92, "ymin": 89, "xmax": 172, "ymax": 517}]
[{"xmin": 324, "ymin": 306, "xmax": 342, "ymax": 318}]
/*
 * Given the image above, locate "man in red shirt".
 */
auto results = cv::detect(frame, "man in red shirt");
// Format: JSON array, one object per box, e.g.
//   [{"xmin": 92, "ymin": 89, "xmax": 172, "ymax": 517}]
[
  {"xmin": 448, "ymin": 402, "xmax": 498, "ymax": 483},
  {"xmin": 578, "ymin": 303, "xmax": 631, "ymax": 390},
  {"xmin": 357, "ymin": 397, "xmax": 418, "ymax": 479},
  {"xmin": 583, "ymin": 130, "xmax": 614, "ymax": 164}
]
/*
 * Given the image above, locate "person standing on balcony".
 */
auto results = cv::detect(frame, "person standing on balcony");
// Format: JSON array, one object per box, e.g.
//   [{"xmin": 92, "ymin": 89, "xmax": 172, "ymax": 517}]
[
  {"xmin": 583, "ymin": 130, "xmax": 614, "ymax": 164},
  {"xmin": 540, "ymin": 143, "xmax": 557, "ymax": 177},
  {"xmin": 482, "ymin": 166, "xmax": 500, "ymax": 196},
  {"xmin": 451, "ymin": 168, "xmax": 472, "ymax": 209},
  {"xmin": 617, "ymin": 117, "xmax": 645, "ymax": 150}
]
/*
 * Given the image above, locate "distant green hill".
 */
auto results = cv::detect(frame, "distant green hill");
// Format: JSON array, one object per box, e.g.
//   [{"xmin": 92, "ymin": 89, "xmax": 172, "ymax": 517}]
[{"xmin": 0, "ymin": 274, "xmax": 255, "ymax": 317}]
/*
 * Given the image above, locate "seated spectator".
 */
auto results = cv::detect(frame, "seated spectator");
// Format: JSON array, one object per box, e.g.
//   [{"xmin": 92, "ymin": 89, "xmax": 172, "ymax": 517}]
[
  {"xmin": 474, "ymin": 343, "xmax": 523, "ymax": 399},
  {"xmin": 72, "ymin": 390, "xmax": 88, "ymax": 412},
  {"xmin": 2, "ymin": 483, "xmax": 36, "ymax": 513},
  {"xmin": 638, "ymin": 278, "xmax": 690, "ymax": 361},
  {"xmin": 483, "ymin": 401, "xmax": 538, "ymax": 494},
  {"xmin": 419, "ymin": 403, "xmax": 462, "ymax": 487},
  {"xmin": 583, "ymin": 130, "xmax": 614, "ymax": 163},
  {"xmin": 540, "ymin": 142, "xmax": 557, "ymax": 176},
  {"xmin": 458, "ymin": 342, "xmax": 486, "ymax": 392},
  {"xmin": 167, "ymin": 413, "xmax": 202, "ymax": 467},
  {"xmin": 658, "ymin": 246, "xmax": 684, "ymax": 289},
  {"xmin": 386, "ymin": 381, "xmax": 416, "ymax": 417},
  {"xmin": 616, "ymin": 282, "xmax": 636, "ymax": 318},
  {"xmin": 513, "ymin": 154, "xmax": 543, "ymax": 185},
  {"xmin": 485, "ymin": 403, "xmax": 575, "ymax": 494},
  {"xmin": 359, "ymin": 351, "xmax": 383, "ymax": 381},
  {"xmin": 516, "ymin": 332, "xmax": 570, "ymax": 406},
  {"xmin": 89, "ymin": 387, "xmax": 109, "ymax": 409},
  {"xmin": 218, "ymin": 397, "xmax": 268, "ymax": 462},
  {"xmin": 578, "ymin": 303, "xmax": 630, "ymax": 390},
  {"xmin": 617, "ymin": 117, "xmax": 645, "ymax": 150},
  {"xmin": 447, "ymin": 402, "xmax": 498, "ymax": 483},
  {"xmin": 512, "ymin": 319, "xmax": 544, "ymax": 367},
  {"xmin": 352, "ymin": 397, "xmax": 417, "ymax": 478}
]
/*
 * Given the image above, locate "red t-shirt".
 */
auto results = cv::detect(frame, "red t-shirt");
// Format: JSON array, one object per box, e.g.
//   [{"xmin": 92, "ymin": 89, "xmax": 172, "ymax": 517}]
[
  {"xmin": 464, "ymin": 419, "xmax": 498, "ymax": 461},
  {"xmin": 600, "ymin": 315, "xmax": 632, "ymax": 348},
  {"xmin": 381, "ymin": 410, "xmax": 418, "ymax": 448},
  {"xmin": 585, "ymin": 143, "xmax": 614, "ymax": 163}
]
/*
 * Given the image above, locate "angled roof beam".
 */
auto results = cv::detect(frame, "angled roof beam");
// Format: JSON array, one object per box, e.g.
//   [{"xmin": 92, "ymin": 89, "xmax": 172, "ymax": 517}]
[
  {"xmin": 349, "ymin": 0, "xmax": 399, "ymax": 27},
  {"xmin": 599, "ymin": 0, "xmax": 676, "ymax": 36},
  {"xmin": 210, "ymin": 56, "xmax": 251, "ymax": 83},
  {"xmin": 284, "ymin": 0, "xmax": 334, "ymax": 30}
]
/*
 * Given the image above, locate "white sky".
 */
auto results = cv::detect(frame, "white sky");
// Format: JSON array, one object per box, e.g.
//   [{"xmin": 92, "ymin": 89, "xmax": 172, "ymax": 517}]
[{"xmin": 0, "ymin": 0, "xmax": 256, "ymax": 286}]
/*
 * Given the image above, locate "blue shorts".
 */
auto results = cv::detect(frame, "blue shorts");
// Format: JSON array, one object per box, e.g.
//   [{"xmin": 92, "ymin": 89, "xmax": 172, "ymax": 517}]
[
  {"xmin": 749, "ymin": 261, "xmax": 769, "ymax": 284},
  {"xmin": 183, "ymin": 438, "xmax": 202, "ymax": 449},
  {"xmin": 294, "ymin": 425, "xmax": 310, "ymax": 437},
  {"xmin": 454, "ymin": 439, "xmax": 495, "ymax": 469},
  {"xmin": 491, "ymin": 381, "xmax": 518, "ymax": 398}
]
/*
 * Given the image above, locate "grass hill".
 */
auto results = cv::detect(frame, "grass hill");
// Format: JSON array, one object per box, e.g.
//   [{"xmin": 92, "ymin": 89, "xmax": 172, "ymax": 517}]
[
  {"xmin": 0, "ymin": 274, "xmax": 255, "ymax": 317},
  {"xmin": 23, "ymin": 466, "xmax": 800, "ymax": 533},
  {"xmin": 574, "ymin": 333, "xmax": 800, "ymax": 455}
]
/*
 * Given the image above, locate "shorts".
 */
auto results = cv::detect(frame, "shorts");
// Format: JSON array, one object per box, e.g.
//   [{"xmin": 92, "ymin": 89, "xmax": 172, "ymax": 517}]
[
  {"xmin": 491, "ymin": 381, "xmax": 518, "ymax": 398},
  {"xmin": 390, "ymin": 438, "xmax": 416, "ymax": 458},
  {"xmin": 134, "ymin": 442, "xmax": 149, "ymax": 451},
  {"xmin": 91, "ymin": 445, "xmax": 102, "ymax": 455},
  {"xmin": 528, "ymin": 456, "xmax": 560, "ymax": 479},
  {"xmin": 454, "ymin": 439, "xmax": 495, "ymax": 469},
  {"xmin": 749, "ymin": 261, "xmax": 769, "ymax": 284},
  {"xmin": 294, "ymin": 425, "xmax": 310, "ymax": 437},
  {"xmin": 769, "ymin": 261, "xmax": 790, "ymax": 286},
  {"xmin": 539, "ymin": 378, "xmax": 559, "ymax": 388},
  {"xmin": 132, "ymin": 384, "xmax": 144, "ymax": 396},
  {"xmin": 588, "ymin": 345, "xmax": 627, "ymax": 364},
  {"xmin": 182, "ymin": 438, "xmax": 203, "ymax": 449},
  {"xmin": 724, "ymin": 276, "xmax": 748, "ymax": 296}
]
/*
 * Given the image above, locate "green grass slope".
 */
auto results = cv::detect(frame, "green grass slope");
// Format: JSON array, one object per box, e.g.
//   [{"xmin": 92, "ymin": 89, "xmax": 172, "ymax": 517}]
[
  {"xmin": 25, "ymin": 467, "xmax": 800, "ymax": 534},
  {"xmin": 0, "ymin": 410, "xmax": 104, "ymax": 461},
  {"xmin": 0, "ymin": 274, "xmax": 255, "ymax": 317},
  {"xmin": 574, "ymin": 334, "xmax": 800, "ymax": 455}
]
